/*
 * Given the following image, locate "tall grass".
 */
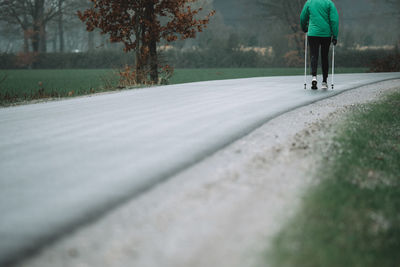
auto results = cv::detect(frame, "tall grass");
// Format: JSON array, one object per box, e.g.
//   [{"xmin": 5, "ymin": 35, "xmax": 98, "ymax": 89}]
[{"xmin": 268, "ymin": 91, "xmax": 400, "ymax": 267}]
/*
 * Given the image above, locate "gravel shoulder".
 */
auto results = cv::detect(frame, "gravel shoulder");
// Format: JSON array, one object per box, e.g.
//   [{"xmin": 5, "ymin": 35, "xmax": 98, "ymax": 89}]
[{"xmin": 18, "ymin": 79, "xmax": 400, "ymax": 267}]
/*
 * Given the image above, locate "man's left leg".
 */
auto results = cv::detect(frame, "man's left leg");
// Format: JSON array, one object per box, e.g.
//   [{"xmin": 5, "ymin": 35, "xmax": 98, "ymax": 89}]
[{"xmin": 308, "ymin": 36, "xmax": 320, "ymax": 89}]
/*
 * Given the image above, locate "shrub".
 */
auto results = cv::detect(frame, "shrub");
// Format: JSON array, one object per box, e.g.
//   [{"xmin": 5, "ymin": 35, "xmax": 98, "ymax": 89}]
[
  {"xmin": 0, "ymin": 53, "xmax": 17, "ymax": 69},
  {"xmin": 369, "ymin": 53, "xmax": 400, "ymax": 72},
  {"xmin": 284, "ymin": 50, "xmax": 303, "ymax": 67}
]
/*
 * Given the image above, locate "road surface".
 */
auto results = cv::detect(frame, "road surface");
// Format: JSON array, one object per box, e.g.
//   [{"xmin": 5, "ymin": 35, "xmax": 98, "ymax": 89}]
[{"xmin": 1, "ymin": 73, "xmax": 399, "ymax": 265}]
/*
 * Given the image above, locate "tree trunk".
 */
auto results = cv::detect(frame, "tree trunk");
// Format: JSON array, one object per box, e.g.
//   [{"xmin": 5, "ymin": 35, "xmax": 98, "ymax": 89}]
[
  {"xmin": 135, "ymin": 48, "xmax": 143, "ymax": 84},
  {"xmin": 22, "ymin": 14, "xmax": 30, "ymax": 53},
  {"xmin": 139, "ymin": 11, "xmax": 149, "ymax": 84},
  {"xmin": 39, "ymin": 23, "xmax": 47, "ymax": 52},
  {"xmin": 149, "ymin": 37, "xmax": 158, "ymax": 84},
  {"xmin": 23, "ymin": 30, "xmax": 30, "ymax": 53},
  {"xmin": 146, "ymin": 2, "xmax": 158, "ymax": 84},
  {"xmin": 31, "ymin": 24, "xmax": 40, "ymax": 52},
  {"xmin": 134, "ymin": 16, "xmax": 144, "ymax": 84},
  {"xmin": 58, "ymin": 0, "xmax": 64, "ymax": 52},
  {"xmin": 31, "ymin": 0, "xmax": 45, "ymax": 53}
]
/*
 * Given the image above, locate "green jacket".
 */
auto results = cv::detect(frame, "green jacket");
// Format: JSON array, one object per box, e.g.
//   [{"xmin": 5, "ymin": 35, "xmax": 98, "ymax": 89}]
[{"xmin": 300, "ymin": 0, "xmax": 339, "ymax": 39}]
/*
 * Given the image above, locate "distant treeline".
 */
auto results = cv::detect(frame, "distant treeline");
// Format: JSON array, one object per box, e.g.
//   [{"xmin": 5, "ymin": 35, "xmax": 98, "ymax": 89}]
[
  {"xmin": 163, "ymin": 48, "xmax": 398, "ymax": 70},
  {"xmin": 0, "ymin": 48, "xmax": 398, "ymax": 71}
]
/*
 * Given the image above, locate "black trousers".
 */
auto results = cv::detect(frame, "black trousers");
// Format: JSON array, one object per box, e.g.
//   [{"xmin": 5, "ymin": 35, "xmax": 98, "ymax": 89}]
[{"xmin": 308, "ymin": 36, "xmax": 331, "ymax": 82}]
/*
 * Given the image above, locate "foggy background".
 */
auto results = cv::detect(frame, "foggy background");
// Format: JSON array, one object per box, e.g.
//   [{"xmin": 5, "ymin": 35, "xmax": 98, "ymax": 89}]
[{"xmin": 0, "ymin": 0, "xmax": 399, "ymax": 68}]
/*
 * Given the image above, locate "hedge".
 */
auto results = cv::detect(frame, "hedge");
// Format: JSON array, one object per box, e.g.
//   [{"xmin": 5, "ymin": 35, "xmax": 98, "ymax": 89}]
[{"xmin": 0, "ymin": 48, "xmax": 397, "ymax": 69}]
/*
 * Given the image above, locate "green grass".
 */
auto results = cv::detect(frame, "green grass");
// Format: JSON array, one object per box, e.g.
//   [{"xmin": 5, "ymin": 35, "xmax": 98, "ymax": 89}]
[
  {"xmin": 0, "ymin": 68, "xmax": 367, "ymax": 105},
  {"xmin": 268, "ymin": 91, "xmax": 400, "ymax": 267},
  {"xmin": 0, "ymin": 69, "xmax": 118, "ymax": 102}
]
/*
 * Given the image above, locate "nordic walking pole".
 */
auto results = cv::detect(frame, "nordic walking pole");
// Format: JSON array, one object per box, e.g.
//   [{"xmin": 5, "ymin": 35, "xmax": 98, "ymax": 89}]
[
  {"xmin": 304, "ymin": 33, "xmax": 308, "ymax": 90},
  {"xmin": 331, "ymin": 44, "xmax": 335, "ymax": 89}
]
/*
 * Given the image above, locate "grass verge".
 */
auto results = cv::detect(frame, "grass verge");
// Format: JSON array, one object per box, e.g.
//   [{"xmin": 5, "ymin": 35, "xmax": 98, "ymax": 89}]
[
  {"xmin": 268, "ymin": 90, "xmax": 400, "ymax": 267},
  {"xmin": 0, "ymin": 68, "xmax": 367, "ymax": 106}
]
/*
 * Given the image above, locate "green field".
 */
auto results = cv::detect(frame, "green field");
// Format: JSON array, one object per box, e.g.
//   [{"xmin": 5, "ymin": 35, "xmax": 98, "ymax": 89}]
[
  {"xmin": 0, "ymin": 69, "xmax": 118, "ymax": 101},
  {"xmin": 0, "ymin": 68, "xmax": 367, "ymax": 105}
]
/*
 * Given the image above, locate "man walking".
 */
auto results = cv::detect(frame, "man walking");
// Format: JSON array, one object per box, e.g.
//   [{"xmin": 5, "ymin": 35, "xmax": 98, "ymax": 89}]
[{"xmin": 301, "ymin": 0, "xmax": 339, "ymax": 90}]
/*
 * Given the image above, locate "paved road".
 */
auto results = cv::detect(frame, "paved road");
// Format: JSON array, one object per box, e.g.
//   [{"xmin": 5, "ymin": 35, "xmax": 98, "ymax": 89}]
[{"xmin": 1, "ymin": 73, "xmax": 399, "ymax": 265}]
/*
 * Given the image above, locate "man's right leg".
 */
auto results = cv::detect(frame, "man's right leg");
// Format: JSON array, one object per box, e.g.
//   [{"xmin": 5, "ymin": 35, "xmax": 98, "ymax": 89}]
[
  {"xmin": 320, "ymin": 37, "xmax": 332, "ymax": 83},
  {"xmin": 308, "ymin": 36, "xmax": 319, "ymax": 77}
]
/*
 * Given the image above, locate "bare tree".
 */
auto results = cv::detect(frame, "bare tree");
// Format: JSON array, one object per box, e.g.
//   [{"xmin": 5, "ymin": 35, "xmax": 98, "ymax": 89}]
[
  {"xmin": 0, "ymin": 0, "xmax": 30, "ymax": 52},
  {"xmin": 59, "ymin": 0, "xmax": 95, "ymax": 52},
  {"xmin": 0, "ymin": 0, "xmax": 59, "ymax": 52},
  {"xmin": 387, "ymin": 0, "xmax": 400, "ymax": 48},
  {"xmin": 371, "ymin": 0, "xmax": 400, "ymax": 47},
  {"xmin": 53, "ymin": 0, "xmax": 86, "ymax": 52},
  {"xmin": 256, "ymin": 0, "xmax": 306, "ymax": 56}
]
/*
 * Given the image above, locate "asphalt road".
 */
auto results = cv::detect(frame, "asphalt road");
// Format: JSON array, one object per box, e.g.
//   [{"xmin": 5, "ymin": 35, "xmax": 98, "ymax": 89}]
[{"xmin": 1, "ymin": 73, "xmax": 399, "ymax": 265}]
